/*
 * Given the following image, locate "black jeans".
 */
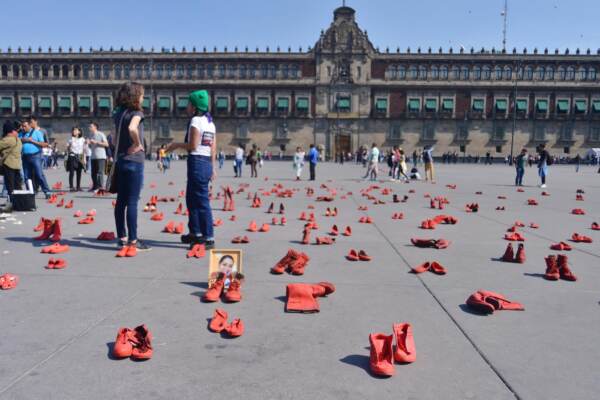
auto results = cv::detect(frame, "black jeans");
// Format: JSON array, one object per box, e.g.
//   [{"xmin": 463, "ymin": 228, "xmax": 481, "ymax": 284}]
[
  {"xmin": 67, "ymin": 155, "xmax": 83, "ymax": 190},
  {"xmin": 309, "ymin": 162, "xmax": 316, "ymax": 181},
  {"xmin": 91, "ymin": 159, "xmax": 106, "ymax": 189},
  {"xmin": 114, "ymin": 158, "xmax": 144, "ymax": 242},
  {"xmin": 3, "ymin": 166, "xmax": 22, "ymax": 196}
]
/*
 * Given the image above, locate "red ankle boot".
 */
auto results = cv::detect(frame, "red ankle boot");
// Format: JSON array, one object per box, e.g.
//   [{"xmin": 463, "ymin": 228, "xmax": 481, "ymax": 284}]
[
  {"xmin": 557, "ymin": 254, "xmax": 577, "ymax": 281},
  {"xmin": 514, "ymin": 244, "xmax": 526, "ymax": 264},
  {"xmin": 392, "ymin": 323, "xmax": 416, "ymax": 363},
  {"xmin": 369, "ymin": 333, "xmax": 395, "ymax": 377},
  {"xmin": 544, "ymin": 255, "xmax": 559, "ymax": 280},
  {"xmin": 501, "ymin": 243, "xmax": 514, "ymax": 262}
]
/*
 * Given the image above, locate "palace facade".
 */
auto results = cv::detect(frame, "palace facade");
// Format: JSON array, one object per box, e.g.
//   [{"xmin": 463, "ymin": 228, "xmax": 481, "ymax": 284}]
[{"xmin": 1, "ymin": 6, "xmax": 599, "ymax": 157}]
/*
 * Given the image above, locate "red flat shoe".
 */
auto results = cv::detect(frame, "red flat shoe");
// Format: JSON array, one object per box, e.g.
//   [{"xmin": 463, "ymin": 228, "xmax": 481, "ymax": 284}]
[
  {"xmin": 358, "ymin": 250, "xmax": 371, "ymax": 261},
  {"xmin": 346, "ymin": 249, "xmax": 359, "ymax": 261},
  {"xmin": 342, "ymin": 226, "xmax": 352, "ymax": 236},
  {"xmin": 550, "ymin": 242, "xmax": 572, "ymax": 251},
  {"xmin": 411, "ymin": 262, "xmax": 430, "ymax": 274},
  {"xmin": 392, "ymin": 323, "xmax": 416, "ymax": 363},
  {"xmin": 41, "ymin": 243, "xmax": 70, "ymax": 254},
  {"xmin": 247, "ymin": 221, "xmax": 258, "ymax": 232},
  {"xmin": 78, "ymin": 216, "xmax": 95, "ymax": 225},
  {"xmin": 369, "ymin": 333, "xmax": 395, "ymax": 377},
  {"xmin": 571, "ymin": 233, "xmax": 592, "ymax": 243},
  {"xmin": 429, "ymin": 261, "xmax": 447, "ymax": 274},
  {"xmin": 571, "ymin": 209, "xmax": 585, "ymax": 215}
]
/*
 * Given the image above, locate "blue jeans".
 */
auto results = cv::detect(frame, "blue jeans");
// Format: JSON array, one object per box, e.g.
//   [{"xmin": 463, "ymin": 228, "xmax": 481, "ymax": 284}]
[
  {"xmin": 235, "ymin": 159, "xmax": 243, "ymax": 177},
  {"xmin": 515, "ymin": 167, "xmax": 524, "ymax": 186},
  {"xmin": 218, "ymin": 157, "xmax": 224, "ymax": 169},
  {"xmin": 186, "ymin": 155, "xmax": 213, "ymax": 239},
  {"xmin": 22, "ymin": 152, "xmax": 50, "ymax": 194},
  {"xmin": 114, "ymin": 159, "xmax": 144, "ymax": 242}
]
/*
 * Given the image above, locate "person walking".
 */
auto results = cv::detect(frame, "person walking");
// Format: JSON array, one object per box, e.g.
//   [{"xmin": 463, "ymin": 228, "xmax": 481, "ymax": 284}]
[
  {"xmin": 364, "ymin": 143, "xmax": 379, "ymax": 181},
  {"xmin": 248, "ymin": 144, "xmax": 258, "ymax": 178},
  {"xmin": 412, "ymin": 149, "xmax": 419, "ymax": 167},
  {"xmin": 423, "ymin": 145, "xmax": 435, "ymax": 183},
  {"xmin": 112, "ymin": 82, "xmax": 151, "ymax": 253},
  {"xmin": 574, "ymin": 154, "xmax": 581, "ymax": 173},
  {"xmin": 536, "ymin": 144, "xmax": 550, "ymax": 188},
  {"xmin": 66, "ymin": 127, "xmax": 85, "ymax": 191},
  {"xmin": 19, "ymin": 117, "xmax": 51, "ymax": 198},
  {"xmin": 397, "ymin": 148, "xmax": 409, "ymax": 181},
  {"xmin": 308, "ymin": 144, "xmax": 318, "ymax": 181},
  {"xmin": 293, "ymin": 146, "xmax": 305, "ymax": 180},
  {"xmin": 88, "ymin": 122, "xmax": 108, "ymax": 191},
  {"xmin": 167, "ymin": 90, "xmax": 216, "ymax": 249},
  {"xmin": 217, "ymin": 149, "xmax": 225, "ymax": 169},
  {"xmin": 234, "ymin": 144, "xmax": 244, "ymax": 177},
  {"xmin": 0, "ymin": 120, "xmax": 23, "ymax": 211},
  {"xmin": 514, "ymin": 148, "xmax": 527, "ymax": 186}
]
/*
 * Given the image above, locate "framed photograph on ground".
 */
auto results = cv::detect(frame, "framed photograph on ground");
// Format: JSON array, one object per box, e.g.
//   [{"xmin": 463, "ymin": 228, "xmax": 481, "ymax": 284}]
[{"xmin": 208, "ymin": 249, "xmax": 243, "ymax": 290}]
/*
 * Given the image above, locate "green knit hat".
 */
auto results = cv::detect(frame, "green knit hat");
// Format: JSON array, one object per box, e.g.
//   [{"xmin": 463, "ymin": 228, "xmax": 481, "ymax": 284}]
[{"xmin": 189, "ymin": 90, "xmax": 210, "ymax": 112}]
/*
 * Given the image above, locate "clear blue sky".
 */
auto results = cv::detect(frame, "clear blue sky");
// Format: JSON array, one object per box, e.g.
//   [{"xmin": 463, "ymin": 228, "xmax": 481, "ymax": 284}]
[{"xmin": 1, "ymin": 0, "xmax": 598, "ymax": 52}]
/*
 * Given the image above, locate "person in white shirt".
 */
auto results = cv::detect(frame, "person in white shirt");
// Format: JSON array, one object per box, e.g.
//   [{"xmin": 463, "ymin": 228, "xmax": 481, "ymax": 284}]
[
  {"xmin": 166, "ymin": 90, "xmax": 216, "ymax": 249},
  {"xmin": 88, "ymin": 122, "xmax": 108, "ymax": 191},
  {"xmin": 363, "ymin": 143, "xmax": 380, "ymax": 181},
  {"xmin": 66, "ymin": 126, "xmax": 85, "ymax": 191},
  {"xmin": 234, "ymin": 144, "xmax": 244, "ymax": 177},
  {"xmin": 293, "ymin": 147, "xmax": 305, "ymax": 180}
]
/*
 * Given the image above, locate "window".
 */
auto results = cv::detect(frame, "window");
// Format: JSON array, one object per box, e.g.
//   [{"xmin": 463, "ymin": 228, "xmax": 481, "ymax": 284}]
[
  {"xmin": 218, "ymin": 65, "xmax": 225, "ymax": 79},
  {"xmin": 0, "ymin": 97, "xmax": 12, "ymax": 114},
  {"xmin": 102, "ymin": 65, "xmax": 110, "ymax": 79},
  {"xmin": 1, "ymin": 65, "xmax": 8, "ymax": 80},
  {"xmin": 19, "ymin": 97, "xmax": 32, "ymax": 112},
  {"xmin": 536, "ymin": 99, "xmax": 548, "ymax": 113},
  {"xmin": 409, "ymin": 66, "xmax": 418, "ymax": 79},
  {"xmin": 472, "ymin": 99, "xmax": 484, "ymax": 112},
  {"xmin": 235, "ymin": 97, "xmax": 249, "ymax": 113},
  {"xmin": 176, "ymin": 65, "xmax": 184, "ymax": 79},
  {"xmin": 374, "ymin": 98, "xmax": 387, "ymax": 113},
  {"xmin": 442, "ymin": 98, "xmax": 454, "ymax": 112},
  {"xmin": 256, "ymin": 97, "xmax": 269, "ymax": 113},
  {"xmin": 78, "ymin": 97, "xmax": 91, "ymax": 112},
  {"xmin": 216, "ymin": 97, "xmax": 229, "ymax": 112},
  {"xmin": 556, "ymin": 99, "xmax": 569, "ymax": 114},
  {"xmin": 177, "ymin": 97, "xmax": 189, "ymax": 111},
  {"xmin": 558, "ymin": 67, "xmax": 566, "ymax": 80},
  {"xmin": 419, "ymin": 66, "xmax": 428, "ymax": 80},
  {"xmin": 269, "ymin": 65, "xmax": 277, "ymax": 79},
  {"xmin": 58, "ymin": 97, "xmax": 72, "ymax": 112},
  {"xmin": 38, "ymin": 97, "xmax": 52, "ymax": 113},
  {"xmin": 495, "ymin": 99, "xmax": 508, "ymax": 113},
  {"xmin": 114, "ymin": 65, "xmax": 122, "ymax": 80},
  {"xmin": 516, "ymin": 67, "xmax": 524, "ymax": 80},
  {"xmin": 495, "ymin": 66, "xmax": 503, "ymax": 80},
  {"xmin": 461, "ymin": 67, "xmax": 469, "ymax": 80},
  {"xmin": 207, "ymin": 64, "xmax": 214, "ymax": 78},
  {"xmin": 249, "ymin": 65, "xmax": 256, "ymax": 79},
  {"xmin": 335, "ymin": 97, "xmax": 350, "ymax": 112},
  {"xmin": 277, "ymin": 97, "xmax": 290, "ymax": 113},
  {"xmin": 228, "ymin": 64, "xmax": 236, "ymax": 79},
  {"xmin": 473, "ymin": 66, "xmax": 482, "ymax": 80},
  {"xmin": 165, "ymin": 65, "xmax": 173, "ymax": 79},
  {"xmin": 42, "ymin": 65, "xmax": 49, "ymax": 79},
  {"xmin": 291, "ymin": 64, "xmax": 299, "ymax": 78},
  {"xmin": 425, "ymin": 98, "xmax": 437, "ymax": 112},
  {"xmin": 483, "ymin": 66, "xmax": 491, "ymax": 80},
  {"xmin": 578, "ymin": 68, "xmax": 586, "ymax": 81},
  {"xmin": 61, "ymin": 65, "xmax": 69, "ymax": 79},
  {"xmin": 493, "ymin": 124, "xmax": 505, "ymax": 140},
  {"xmin": 536, "ymin": 67, "xmax": 545, "ymax": 80},
  {"xmin": 451, "ymin": 66, "xmax": 460, "ymax": 80},
  {"xmin": 567, "ymin": 67, "xmax": 575, "ymax": 80},
  {"xmin": 431, "ymin": 66, "xmax": 439, "ymax": 80},
  {"xmin": 504, "ymin": 67, "xmax": 512, "ymax": 80},
  {"xmin": 534, "ymin": 124, "xmax": 545, "ymax": 141},
  {"xmin": 422, "ymin": 123, "xmax": 435, "ymax": 140},
  {"xmin": 142, "ymin": 97, "xmax": 151, "ymax": 112},
  {"xmin": 197, "ymin": 65, "xmax": 205, "ymax": 79},
  {"xmin": 239, "ymin": 65, "xmax": 247, "ymax": 79},
  {"xmin": 408, "ymin": 98, "xmax": 421, "ymax": 112},
  {"xmin": 398, "ymin": 66, "xmax": 406, "ymax": 79},
  {"xmin": 186, "ymin": 65, "xmax": 194, "ymax": 79},
  {"xmin": 98, "ymin": 97, "xmax": 111, "ymax": 112},
  {"xmin": 144, "ymin": 64, "xmax": 151, "ymax": 79},
  {"xmin": 525, "ymin": 66, "xmax": 533, "ymax": 80},
  {"xmin": 82, "ymin": 65, "xmax": 89, "ymax": 80},
  {"xmin": 157, "ymin": 97, "xmax": 171, "ymax": 111},
  {"xmin": 296, "ymin": 97, "xmax": 309, "ymax": 114},
  {"xmin": 124, "ymin": 65, "xmax": 130, "ymax": 79},
  {"xmin": 260, "ymin": 65, "xmax": 268, "ymax": 79},
  {"xmin": 546, "ymin": 67, "xmax": 555, "ymax": 80},
  {"xmin": 440, "ymin": 66, "xmax": 448, "ymax": 80},
  {"xmin": 33, "ymin": 65, "xmax": 40, "ymax": 79},
  {"xmin": 516, "ymin": 99, "xmax": 528, "ymax": 113},
  {"xmin": 94, "ymin": 65, "xmax": 101, "ymax": 80},
  {"xmin": 156, "ymin": 65, "xmax": 163, "ymax": 79},
  {"xmin": 282, "ymin": 64, "xmax": 289, "ymax": 79},
  {"xmin": 589, "ymin": 68, "xmax": 597, "ymax": 81},
  {"xmin": 389, "ymin": 66, "xmax": 397, "ymax": 80}
]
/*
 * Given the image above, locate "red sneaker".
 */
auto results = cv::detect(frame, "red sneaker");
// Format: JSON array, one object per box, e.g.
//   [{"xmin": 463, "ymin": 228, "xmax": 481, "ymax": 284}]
[
  {"xmin": 557, "ymin": 254, "xmax": 577, "ymax": 281},
  {"xmin": 392, "ymin": 323, "xmax": 416, "ymax": 363},
  {"xmin": 544, "ymin": 255, "xmax": 560, "ymax": 280},
  {"xmin": 78, "ymin": 216, "xmax": 95, "ymax": 225},
  {"xmin": 112, "ymin": 328, "xmax": 138, "ymax": 359},
  {"xmin": 369, "ymin": 333, "xmax": 395, "ymax": 377},
  {"xmin": 116, "ymin": 246, "xmax": 129, "ymax": 258},
  {"xmin": 209, "ymin": 309, "xmax": 229, "ymax": 332},
  {"xmin": 271, "ymin": 249, "xmax": 299, "ymax": 274},
  {"xmin": 126, "ymin": 245, "xmax": 137, "ymax": 257},
  {"xmin": 187, "ymin": 244, "xmax": 206, "ymax": 258},
  {"xmin": 150, "ymin": 212, "xmax": 164, "ymax": 221},
  {"xmin": 346, "ymin": 249, "xmax": 359, "ymax": 261},
  {"xmin": 224, "ymin": 319, "xmax": 244, "ymax": 337},
  {"xmin": 572, "ymin": 208, "xmax": 585, "ymax": 215},
  {"xmin": 203, "ymin": 275, "xmax": 225, "ymax": 302},
  {"xmin": 131, "ymin": 325, "xmax": 153, "ymax": 360},
  {"xmin": 591, "ymin": 222, "xmax": 600, "ymax": 231},
  {"xmin": 223, "ymin": 275, "xmax": 243, "ymax": 303}
]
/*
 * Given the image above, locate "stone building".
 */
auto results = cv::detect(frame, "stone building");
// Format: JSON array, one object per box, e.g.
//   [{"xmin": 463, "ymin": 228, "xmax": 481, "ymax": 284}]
[{"xmin": 0, "ymin": 6, "xmax": 599, "ymax": 157}]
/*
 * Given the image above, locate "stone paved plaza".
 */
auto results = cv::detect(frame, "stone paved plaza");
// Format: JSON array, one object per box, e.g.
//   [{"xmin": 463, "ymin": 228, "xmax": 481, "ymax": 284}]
[{"xmin": 0, "ymin": 161, "xmax": 599, "ymax": 400}]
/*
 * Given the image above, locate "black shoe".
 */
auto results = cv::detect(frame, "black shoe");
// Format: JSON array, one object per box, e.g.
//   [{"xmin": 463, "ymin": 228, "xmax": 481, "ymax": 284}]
[
  {"xmin": 117, "ymin": 238, "xmax": 127, "ymax": 248},
  {"xmin": 130, "ymin": 240, "xmax": 152, "ymax": 251},
  {"xmin": 204, "ymin": 240, "xmax": 215, "ymax": 250},
  {"xmin": 45, "ymin": 193, "xmax": 51, "ymax": 199},
  {"xmin": 181, "ymin": 233, "xmax": 194, "ymax": 244},
  {"xmin": 188, "ymin": 236, "xmax": 206, "ymax": 249}
]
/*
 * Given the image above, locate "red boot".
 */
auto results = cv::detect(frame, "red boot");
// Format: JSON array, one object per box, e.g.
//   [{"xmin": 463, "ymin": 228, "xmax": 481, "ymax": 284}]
[
  {"xmin": 223, "ymin": 274, "xmax": 243, "ymax": 303},
  {"xmin": 544, "ymin": 255, "xmax": 560, "ymax": 280},
  {"xmin": 271, "ymin": 249, "xmax": 299, "ymax": 274},
  {"xmin": 514, "ymin": 244, "xmax": 526, "ymax": 264},
  {"xmin": 49, "ymin": 219, "xmax": 62, "ymax": 242},
  {"xmin": 131, "ymin": 325, "xmax": 153, "ymax": 360},
  {"xmin": 34, "ymin": 219, "xmax": 54, "ymax": 241},
  {"xmin": 112, "ymin": 328, "xmax": 138, "ymax": 358},
  {"xmin": 202, "ymin": 274, "xmax": 225, "ymax": 302},
  {"xmin": 369, "ymin": 333, "xmax": 395, "ymax": 377},
  {"xmin": 392, "ymin": 323, "xmax": 416, "ymax": 363},
  {"xmin": 301, "ymin": 225, "xmax": 311, "ymax": 245},
  {"xmin": 557, "ymin": 254, "xmax": 577, "ymax": 281},
  {"xmin": 501, "ymin": 243, "xmax": 514, "ymax": 262},
  {"xmin": 289, "ymin": 252, "xmax": 310, "ymax": 275}
]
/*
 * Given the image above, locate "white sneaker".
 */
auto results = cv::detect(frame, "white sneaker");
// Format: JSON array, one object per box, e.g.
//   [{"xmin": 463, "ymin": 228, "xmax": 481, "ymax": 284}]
[{"xmin": 540, "ymin": 184, "xmax": 547, "ymax": 188}]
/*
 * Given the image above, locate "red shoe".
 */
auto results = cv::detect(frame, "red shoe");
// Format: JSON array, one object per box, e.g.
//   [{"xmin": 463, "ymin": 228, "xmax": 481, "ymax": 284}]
[
  {"xmin": 325, "ymin": 208, "xmax": 331, "ymax": 217},
  {"xmin": 174, "ymin": 223, "xmax": 184, "ymax": 234},
  {"xmin": 366, "ymin": 216, "xmax": 373, "ymax": 224},
  {"xmin": 229, "ymin": 215, "xmax": 237, "ymax": 222},
  {"xmin": 465, "ymin": 291, "xmax": 495, "ymax": 314},
  {"xmin": 116, "ymin": 246, "xmax": 129, "ymax": 258},
  {"xmin": 0, "ymin": 273, "xmax": 19, "ymax": 290},
  {"xmin": 329, "ymin": 225, "xmax": 339, "ymax": 236},
  {"xmin": 301, "ymin": 225, "xmax": 311, "ymax": 245},
  {"xmin": 529, "ymin": 223, "xmax": 539, "ymax": 229},
  {"xmin": 112, "ymin": 328, "xmax": 138, "ymax": 358},
  {"xmin": 358, "ymin": 216, "xmax": 367, "ymax": 223},
  {"xmin": 504, "ymin": 232, "xmax": 525, "ymax": 242},
  {"xmin": 131, "ymin": 325, "xmax": 153, "ymax": 360},
  {"xmin": 73, "ymin": 210, "xmax": 83, "ymax": 218},
  {"xmin": 97, "ymin": 231, "xmax": 116, "ymax": 241},
  {"xmin": 33, "ymin": 217, "xmax": 46, "ymax": 232},
  {"xmin": 279, "ymin": 204, "xmax": 285, "ymax": 214},
  {"xmin": 358, "ymin": 250, "xmax": 371, "ymax": 261},
  {"xmin": 150, "ymin": 212, "xmax": 164, "ymax": 221},
  {"xmin": 231, "ymin": 236, "xmax": 242, "ymax": 244},
  {"xmin": 369, "ymin": 333, "xmax": 395, "ymax": 377},
  {"xmin": 34, "ymin": 218, "xmax": 55, "ymax": 241},
  {"xmin": 468, "ymin": 290, "xmax": 524, "ymax": 313},
  {"xmin": 299, "ymin": 212, "xmax": 307, "ymax": 221},
  {"xmin": 78, "ymin": 216, "xmax": 95, "ymax": 225},
  {"xmin": 346, "ymin": 249, "xmax": 359, "ymax": 261},
  {"xmin": 310, "ymin": 282, "xmax": 336, "ymax": 297},
  {"xmin": 247, "ymin": 221, "xmax": 258, "ymax": 232},
  {"xmin": 541, "ymin": 191, "xmax": 550, "ymax": 196},
  {"xmin": 162, "ymin": 221, "xmax": 175, "ymax": 233},
  {"xmin": 571, "ymin": 233, "xmax": 592, "ymax": 243},
  {"xmin": 280, "ymin": 217, "xmax": 287, "ymax": 225},
  {"xmin": 342, "ymin": 226, "xmax": 352, "ymax": 236},
  {"xmin": 187, "ymin": 244, "xmax": 206, "ymax": 258},
  {"xmin": 223, "ymin": 275, "xmax": 243, "ymax": 303},
  {"xmin": 126, "ymin": 245, "xmax": 137, "ymax": 257},
  {"xmin": 209, "ymin": 309, "xmax": 228, "ymax": 332},
  {"xmin": 285, "ymin": 283, "xmax": 320, "ymax": 313},
  {"xmin": 411, "ymin": 262, "xmax": 430, "ymax": 274},
  {"xmin": 259, "ymin": 223, "xmax": 270, "ymax": 232},
  {"xmin": 576, "ymin": 194, "xmax": 584, "ymax": 201},
  {"xmin": 271, "ymin": 217, "xmax": 279, "ymax": 225},
  {"xmin": 550, "ymin": 242, "xmax": 572, "ymax": 251},
  {"xmin": 86, "ymin": 209, "xmax": 97, "ymax": 217},
  {"xmin": 501, "ymin": 243, "xmax": 514, "ymax": 262},
  {"xmin": 514, "ymin": 244, "xmax": 526, "ymax": 264},
  {"xmin": 557, "ymin": 254, "xmax": 577, "ymax": 281},
  {"xmin": 174, "ymin": 203, "xmax": 183, "ymax": 214},
  {"xmin": 41, "ymin": 242, "xmax": 70, "ymax": 254},
  {"xmin": 289, "ymin": 252, "xmax": 310, "ymax": 275},
  {"xmin": 544, "ymin": 255, "xmax": 560, "ymax": 280},
  {"xmin": 591, "ymin": 222, "xmax": 600, "ymax": 231},
  {"xmin": 271, "ymin": 249, "xmax": 299, "ymax": 274},
  {"xmin": 46, "ymin": 258, "xmax": 67, "ymax": 269},
  {"xmin": 203, "ymin": 275, "xmax": 225, "ymax": 302},
  {"xmin": 315, "ymin": 236, "xmax": 335, "ymax": 245},
  {"xmin": 429, "ymin": 261, "xmax": 447, "ymax": 275},
  {"xmin": 49, "ymin": 219, "xmax": 62, "ymax": 242},
  {"xmin": 514, "ymin": 221, "xmax": 525, "ymax": 227},
  {"xmin": 527, "ymin": 199, "xmax": 538, "ymax": 206},
  {"xmin": 224, "ymin": 319, "xmax": 244, "ymax": 337},
  {"xmin": 392, "ymin": 323, "xmax": 416, "ymax": 363},
  {"xmin": 572, "ymin": 208, "xmax": 585, "ymax": 215},
  {"xmin": 240, "ymin": 236, "xmax": 250, "ymax": 243}
]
